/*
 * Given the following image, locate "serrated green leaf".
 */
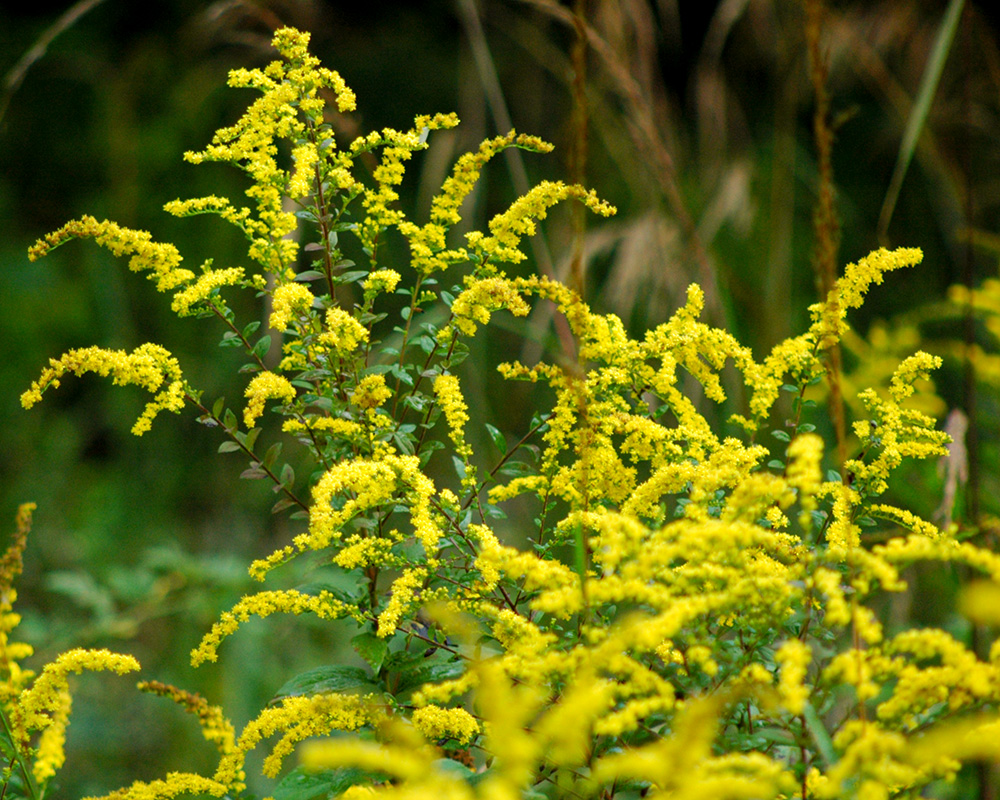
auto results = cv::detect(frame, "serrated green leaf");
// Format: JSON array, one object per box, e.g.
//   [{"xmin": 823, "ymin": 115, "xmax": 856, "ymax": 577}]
[
  {"xmin": 393, "ymin": 661, "xmax": 466, "ymax": 695},
  {"xmin": 273, "ymin": 666, "xmax": 381, "ymax": 701},
  {"xmin": 273, "ymin": 767, "xmax": 375, "ymax": 800},
  {"xmin": 351, "ymin": 632, "xmax": 389, "ymax": 673}
]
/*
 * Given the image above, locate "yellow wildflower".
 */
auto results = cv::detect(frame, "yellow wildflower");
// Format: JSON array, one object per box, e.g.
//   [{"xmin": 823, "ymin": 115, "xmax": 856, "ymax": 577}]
[
  {"xmin": 363, "ymin": 269, "xmax": 402, "ymax": 300},
  {"xmin": 351, "ymin": 374, "xmax": 392, "ymax": 410},
  {"xmin": 775, "ymin": 639, "xmax": 811, "ymax": 714},
  {"xmin": 21, "ymin": 344, "xmax": 186, "ymax": 436},
  {"xmin": 270, "ymin": 282, "xmax": 315, "ymax": 331},
  {"xmin": 28, "ymin": 215, "xmax": 194, "ymax": 291},
  {"xmin": 411, "ymin": 705, "xmax": 480, "ymax": 744},
  {"xmin": 321, "ymin": 307, "xmax": 369, "ymax": 356},
  {"xmin": 243, "ymin": 371, "xmax": 296, "ymax": 428}
]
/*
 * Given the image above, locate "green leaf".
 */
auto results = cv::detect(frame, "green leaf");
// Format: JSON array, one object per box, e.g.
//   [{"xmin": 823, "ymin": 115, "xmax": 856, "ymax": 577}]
[
  {"xmin": 245, "ymin": 427, "xmax": 262, "ymax": 452},
  {"xmin": 280, "ymin": 463, "xmax": 295, "ymax": 488},
  {"xmin": 263, "ymin": 442, "xmax": 283, "ymax": 469},
  {"xmin": 212, "ymin": 396, "xmax": 225, "ymax": 418},
  {"xmin": 243, "ymin": 320, "xmax": 261, "ymax": 338},
  {"xmin": 272, "ymin": 497, "xmax": 297, "ymax": 514},
  {"xmin": 771, "ymin": 429, "xmax": 791, "ymax": 443},
  {"xmin": 253, "ymin": 335, "xmax": 272, "ymax": 360},
  {"xmin": 351, "ymin": 632, "xmax": 389, "ymax": 673},
  {"xmin": 877, "ymin": 0, "xmax": 964, "ymax": 238},
  {"xmin": 273, "ymin": 767, "xmax": 376, "ymax": 800},
  {"xmin": 485, "ymin": 423, "xmax": 506, "ymax": 454},
  {"xmin": 272, "ymin": 666, "xmax": 382, "ymax": 701},
  {"xmin": 223, "ymin": 408, "xmax": 238, "ymax": 432},
  {"xmin": 393, "ymin": 661, "xmax": 466, "ymax": 695},
  {"xmin": 295, "ymin": 270, "xmax": 326, "ymax": 282},
  {"xmin": 218, "ymin": 441, "xmax": 242, "ymax": 453},
  {"xmin": 803, "ymin": 699, "xmax": 836, "ymax": 765}
]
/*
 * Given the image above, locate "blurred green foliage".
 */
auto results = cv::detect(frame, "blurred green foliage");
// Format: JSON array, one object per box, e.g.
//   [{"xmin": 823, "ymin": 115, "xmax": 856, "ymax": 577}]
[{"xmin": 3, "ymin": 1, "xmax": 1000, "ymax": 796}]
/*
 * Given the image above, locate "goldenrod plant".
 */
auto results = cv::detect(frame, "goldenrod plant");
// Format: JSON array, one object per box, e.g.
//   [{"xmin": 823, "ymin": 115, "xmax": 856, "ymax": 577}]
[{"xmin": 11, "ymin": 26, "xmax": 1000, "ymax": 800}]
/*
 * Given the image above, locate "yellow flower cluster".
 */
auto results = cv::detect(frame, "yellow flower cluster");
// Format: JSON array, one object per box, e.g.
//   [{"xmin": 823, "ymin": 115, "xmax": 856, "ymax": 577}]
[
  {"xmin": 354, "ymin": 114, "xmax": 460, "ymax": 252},
  {"xmin": 22, "ymin": 343, "xmax": 186, "ymax": 435},
  {"xmin": 191, "ymin": 589, "xmax": 348, "ymax": 666},
  {"xmin": 321, "ymin": 307, "xmax": 369, "ymax": 356},
  {"xmin": 26, "ymin": 21, "xmax": 1000, "ymax": 800},
  {"xmin": 411, "ymin": 705, "xmax": 480, "ymax": 744},
  {"xmin": 351, "ymin": 374, "xmax": 392, "ymax": 410},
  {"xmin": 0, "ymin": 504, "xmax": 36, "ymax": 707},
  {"xmin": 28, "ymin": 215, "xmax": 192, "ymax": 290},
  {"xmin": 138, "ymin": 681, "xmax": 236, "ymax": 757},
  {"xmin": 243, "ymin": 371, "xmax": 296, "ymax": 429},
  {"xmin": 398, "ymin": 130, "xmax": 550, "ymax": 274},
  {"xmin": 433, "ymin": 374, "xmax": 472, "ymax": 462},
  {"xmin": 214, "ymin": 693, "xmax": 374, "ymax": 787},
  {"xmin": 467, "ymin": 182, "xmax": 616, "ymax": 265},
  {"xmin": 269, "ymin": 282, "xmax": 315, "ymax": 331},
  {"xmin": 363, "ymin": 269, "xmax": 401, "ymax": 298},
  {"xmin": 171, "ymin": 263, "xmax": 245, "ymax": 316}
]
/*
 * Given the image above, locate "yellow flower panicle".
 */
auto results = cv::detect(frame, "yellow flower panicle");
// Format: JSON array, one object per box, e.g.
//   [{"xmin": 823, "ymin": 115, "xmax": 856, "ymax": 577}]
[
  {"xmin": 249, "ymin": 454, "xmax": 438, "ymax": 580},
  {"xmin": 433, "ymin": 374, "xmax": 472, "ymax": 462},
  {"xmin": 83, "ymin": 772, "xmax": 229, "ymax": 800},
  {"xmin": 411, "ymin": 705, "xmax": 480, "ymax": 744},
  {"xmin": 270, "ymin": 282, "xmax": 316, "ymax": 332},
  {"xmin": 362, "ymin": 269, "xmax": 402, "ymax": 300},
  {"xmin": 399, "ymin": 130, "xmax": 549, "ymax": 275},
  {"xmin": 775, "ymin": 639, "xmax": 812, "ymax": 715},
  {"xmin": 470, "ymin": 181, "xmax": 615, "ymax": 265},
  {"xmin": 351, "ymin": 374, "xmax": 392, "ymax": 410},
  {"xmin": 191, "ymin": 590, "xmax": 349, "ymax": 666},
  {"xmin": 0, "ymin": 504, "xmax": 36, "ymax": 706},
  {"xmin": 171, "ymin": 263, "xmax": 245, "ymax": 316},
  {"xmin": 321, "ymin": 307, "xmax": 369, "ymax": 356},
  {"xmin": 243, "ymin": 371, "xmax": 297, "ymax": 429},
  {"xmin": 28, "ymin": 216, "xmax": 193, "ymax": 291},
  {"xmin": 138, "ymin": 681, "xmax": 236, "ymax": 757},
  {"xmin": 11, "ymin": 647, "xmax": 140, "ymax": 787},
  {"xmin": 215, "ymin": 693, "xmax": 374, "ymax": 789},
  {"xmin": 21, "ymin": 344, "xmax": 186, "ymax": 435}
]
